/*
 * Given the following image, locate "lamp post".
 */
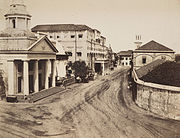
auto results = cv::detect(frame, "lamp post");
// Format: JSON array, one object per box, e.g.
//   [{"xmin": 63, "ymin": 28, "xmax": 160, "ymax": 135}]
[{"xmin": 75, "ymin": 30, "xmax": 77, "ymax": 62}]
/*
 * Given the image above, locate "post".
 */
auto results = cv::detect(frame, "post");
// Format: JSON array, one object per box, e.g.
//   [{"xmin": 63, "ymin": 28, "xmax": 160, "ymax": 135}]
[
  {"xmin": 102, "ymin": 62, "xmax": 105, "ymax": 75},
  {"xmin": 75, "ymin": 30, "xmax": 77, "ymax": 62},
  {"xmin": 23, "ymin": 60, "xmax": 29, "ymax": 95},
  {"xmin": 52, "ymin": 60, "xmax": 56, "ymax": 87}
]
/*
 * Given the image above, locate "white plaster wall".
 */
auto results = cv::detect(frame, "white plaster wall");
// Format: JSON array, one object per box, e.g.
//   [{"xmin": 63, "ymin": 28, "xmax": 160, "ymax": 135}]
[
  {"xmin": 56, "ymin": 60, "xmax": 67, "ymax": 78},
  {"xmin": 133, "ymin": 52, "xmax": 175, "ymax": 68}
]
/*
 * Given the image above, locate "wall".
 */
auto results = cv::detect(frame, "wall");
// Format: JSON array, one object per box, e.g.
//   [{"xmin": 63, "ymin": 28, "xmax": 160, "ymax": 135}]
[
  {"xmin": 56, "ymin": 59, "xmax": 67, "ymax": 78},
  {"xmin": 133, "ymin": 52, "xmax": 175, "ymax": 69},
  {"xmin": 133, "ymin": 70, "xmax": 180, "ymax": 120}
]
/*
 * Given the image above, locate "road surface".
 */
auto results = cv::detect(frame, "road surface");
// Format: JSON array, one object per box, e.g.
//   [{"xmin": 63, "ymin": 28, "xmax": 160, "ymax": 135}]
[{"xmin": 0, "ymin": 67, "xmax": 180, "ymax": 138}]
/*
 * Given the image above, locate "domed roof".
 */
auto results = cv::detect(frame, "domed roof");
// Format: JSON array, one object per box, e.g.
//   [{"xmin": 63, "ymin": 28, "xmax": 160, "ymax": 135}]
[{"xmin": 5, "ymin": 0, "xmax": 31, "ymax": 17}]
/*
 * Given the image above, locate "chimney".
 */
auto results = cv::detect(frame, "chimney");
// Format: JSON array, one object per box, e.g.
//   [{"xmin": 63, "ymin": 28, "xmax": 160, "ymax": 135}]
[{"xmin": 134, "ymin": 35, "xmax": 142, "ymax": 49}]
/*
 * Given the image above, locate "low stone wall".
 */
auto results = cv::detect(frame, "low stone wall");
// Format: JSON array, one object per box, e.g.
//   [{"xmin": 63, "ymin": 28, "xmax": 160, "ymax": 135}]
[{"xmin": 133, "ymin": 70, "xmax": 180, "ymax": 120}]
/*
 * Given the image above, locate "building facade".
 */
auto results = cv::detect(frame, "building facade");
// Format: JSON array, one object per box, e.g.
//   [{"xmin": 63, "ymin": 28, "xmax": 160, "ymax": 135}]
[
  {"xmin": 0, "ymin": 0, "xmax": 58, "ymax": 97},
  {"xmin": 133, "ymin": 40, "xmax": 175, "ymax": 69},
  {"xmin": 117, "ymin": 50, "xmax": 132, "ymax": 66},
  {"xmin": 32, "ymin": 24, "xmax": 109, "ymax": 75}
]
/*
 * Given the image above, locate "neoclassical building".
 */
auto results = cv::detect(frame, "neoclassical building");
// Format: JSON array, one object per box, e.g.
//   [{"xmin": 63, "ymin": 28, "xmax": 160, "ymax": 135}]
[
  {"xmin": 133, "ymin": 40, "xmax": 175, "ymax": 69},
  {"xmin": 0, "ymin": 0, "xmax": 58, "ymax": 97}
]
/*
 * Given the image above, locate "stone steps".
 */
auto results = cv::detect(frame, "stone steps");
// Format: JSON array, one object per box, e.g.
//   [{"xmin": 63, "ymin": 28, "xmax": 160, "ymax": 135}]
[{"xmin": 26, "ymin": 87, "xmax": 65, "ymax": 103}]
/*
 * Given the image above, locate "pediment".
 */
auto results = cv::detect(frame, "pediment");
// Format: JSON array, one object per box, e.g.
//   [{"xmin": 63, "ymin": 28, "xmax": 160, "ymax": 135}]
[{"xmin": 28, "ymin": 36, "xmax": 58, "ymax": 52}]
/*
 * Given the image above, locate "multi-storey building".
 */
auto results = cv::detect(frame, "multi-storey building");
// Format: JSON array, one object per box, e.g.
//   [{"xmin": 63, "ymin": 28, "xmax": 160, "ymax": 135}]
[
  {"xmin": 32, "ymin": 24, "xmax": 109, "ymax": 75},
  {"xmin": 117, "ymin": 50, "xmax": 132, "ymax": 66}
]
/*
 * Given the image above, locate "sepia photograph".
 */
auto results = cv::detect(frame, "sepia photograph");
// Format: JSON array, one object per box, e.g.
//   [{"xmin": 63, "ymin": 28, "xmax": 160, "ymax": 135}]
[{"xmin": 0, "ymin": 0, "xmax": 180, "ymax": 137}]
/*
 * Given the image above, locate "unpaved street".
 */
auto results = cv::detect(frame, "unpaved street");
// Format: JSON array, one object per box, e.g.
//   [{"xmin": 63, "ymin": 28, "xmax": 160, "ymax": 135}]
[{"xmin": 0, "ymin": 67, "xmax": 180, "ymax": 138}]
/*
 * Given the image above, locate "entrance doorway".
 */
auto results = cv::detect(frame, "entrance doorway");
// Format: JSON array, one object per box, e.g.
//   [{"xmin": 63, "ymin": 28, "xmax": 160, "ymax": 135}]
[{"xmin": 95, "ymin": 63, "xmax": 102, "ymax": 75}]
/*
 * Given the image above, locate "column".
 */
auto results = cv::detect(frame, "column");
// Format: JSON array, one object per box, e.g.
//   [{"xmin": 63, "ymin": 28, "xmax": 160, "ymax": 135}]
[
  {"xmin": 23, "ymin": 60, "xmax": 29, "ymax": 95},
  {"xmin": 8, "ymin": 60, "xmax": 15, "ymax": 95},
  {"xmin": 102, "ymin": 62, "xmax": 105, "ymax": 76},
  {"xmin": 52, "ymin": 60, "xmax": 56, "ymax": 87},
  {"xmin": 33, "ymin": 60, "xmax": 39, "ymax": 92},
  {"xmin": 45, "ymin": 59, "xmax": 50, "ymax": 89}
]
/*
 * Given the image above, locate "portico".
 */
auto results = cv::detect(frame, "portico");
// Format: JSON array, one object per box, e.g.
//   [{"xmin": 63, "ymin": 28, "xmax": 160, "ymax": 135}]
[{"xmin": 7, "ymin": 55, "xmax": 57, "ymax": 96}]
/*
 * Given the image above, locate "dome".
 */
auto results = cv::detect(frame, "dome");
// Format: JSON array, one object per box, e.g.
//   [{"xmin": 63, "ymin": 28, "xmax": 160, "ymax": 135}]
[{"xmin": 5, "ymin": 0, "xmax": 31, "ymax": 17}]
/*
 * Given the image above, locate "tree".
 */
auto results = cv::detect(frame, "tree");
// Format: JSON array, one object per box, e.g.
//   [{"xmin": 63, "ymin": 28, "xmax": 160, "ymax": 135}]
[{"xmin": 72, "ymin": 61, "xmax": 89, "ymax": 81}]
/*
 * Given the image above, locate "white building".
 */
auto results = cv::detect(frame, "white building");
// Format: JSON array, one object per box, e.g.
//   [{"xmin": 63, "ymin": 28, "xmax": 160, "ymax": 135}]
[
  {"xmin": 117, "ymin": 50, "xmax": 132, "ymax": 66},
  {"xmin": 133, "ymin": 40, "xmax": 175, "ymax": 69},
  {"xmin": 32, "ymin": 24, "xmax": 109, "ymax": 75},
  {"xmin": 0, "ymin": 0, "xmax": 59, "ymax": 97}
]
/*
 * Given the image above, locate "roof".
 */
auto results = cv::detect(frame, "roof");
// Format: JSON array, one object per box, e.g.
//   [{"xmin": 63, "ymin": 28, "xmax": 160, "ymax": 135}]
[
  {"xmin": 117, "ymin": 50, "xmax": 132, "ymax": 56},
  {"xmin": 136, "ymin": 59, "xmax": 166, "ymax": 78},
  {"xmin": 135, "ymin": 40, "xmax": 174, "ymax": 51},
  {"xmin": 5, "ymin": 0, "xmax": 31, "ymax": 17},
  {"xmin": 28, "ymin": 35, "xmax": 58, "ymax": 52},
  {"xmin": 140, "ymin": 61, "xmax": 180, "ymax": 87},
  {"xmin": 32, "ymin": 24, "xmax": 94, "ymax": 32}
]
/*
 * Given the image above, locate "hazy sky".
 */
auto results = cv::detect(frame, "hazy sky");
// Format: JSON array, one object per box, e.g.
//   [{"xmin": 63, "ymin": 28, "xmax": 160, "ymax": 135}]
[{"xmin": 1, "ymin": 0, "xmax": 180, "ymax": 53}]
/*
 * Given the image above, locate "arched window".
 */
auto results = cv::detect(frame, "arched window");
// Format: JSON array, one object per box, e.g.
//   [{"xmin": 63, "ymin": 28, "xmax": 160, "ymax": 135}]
[{"xmin": 12, "ymin": 19, "xmax": 16, "ymax": 28}]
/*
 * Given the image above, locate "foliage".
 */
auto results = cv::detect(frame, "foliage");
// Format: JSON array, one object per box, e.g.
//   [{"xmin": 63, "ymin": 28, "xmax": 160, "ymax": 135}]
[{"xmin": 72, "ymin": 61, "xmax": 89, "ymax": 79}]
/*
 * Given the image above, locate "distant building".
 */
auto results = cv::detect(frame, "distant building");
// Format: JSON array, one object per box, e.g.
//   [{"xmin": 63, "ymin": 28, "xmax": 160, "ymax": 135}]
[
  {"xmin": 133, "ymin": 40, "xmax": 175, "ymax": 69},
  {"xmin": 117, "ymin": 50, "xmax": 132, "ymax": 66},
  {"xmin": 32, "ymin": 24, "xmax": 109, "ymax": 75},
  {"xmin": 0, "ymin": 0, "xmax": 59, "ymax": 97}
]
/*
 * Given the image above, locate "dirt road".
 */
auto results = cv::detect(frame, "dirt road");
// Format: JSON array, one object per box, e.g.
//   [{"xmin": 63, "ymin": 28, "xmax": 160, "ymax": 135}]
[{"xmin": 0, "ymin": 67, "xmax": 180, "ymax": 138}]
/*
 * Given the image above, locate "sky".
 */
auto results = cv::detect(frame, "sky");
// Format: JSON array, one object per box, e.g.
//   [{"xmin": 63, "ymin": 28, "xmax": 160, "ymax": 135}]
[{"xmin": 1, "ymin": 0, "xmax": 180, "ymax": 53}]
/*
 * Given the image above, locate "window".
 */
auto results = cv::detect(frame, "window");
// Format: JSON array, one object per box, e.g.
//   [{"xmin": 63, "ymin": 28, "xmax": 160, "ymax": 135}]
[
  {"xmin": 126, "ymin": 62, "xmax": 128, "ymax": 65},
  {"xmin": 57, "ymin": 36, "xmax": 60, "ymax": 39},
  {"xmin": 71, "ymin": 35, "xmax": 75, "ymax": 38},
  {"xmin": 142, "ymin": 56, "xmax": 146, "ymax": 64},
  {"xmin": 78, "ymin": 34, "xmax": 83, "ymax": 38},
  {"xmin": 12, "ymin": 19, "xmax": 16, "ymax": 28},
  {"xmin": 66, "ymin": 52, "xmax": 72, "ymax": 56},
  {"xmin": 126, "ymin": 57, "xmax": 128, "ymax": 60},
  {"xmin": 50, "ymin": 36, "xmax": 53, "ymax": 38},
  {"xmin": 122, "ymin": 63, "xmax": 124, "ymax": 66},
  {"xmin": 77, "ymin": 52, "xmax": 82, "ymax": 57}
]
